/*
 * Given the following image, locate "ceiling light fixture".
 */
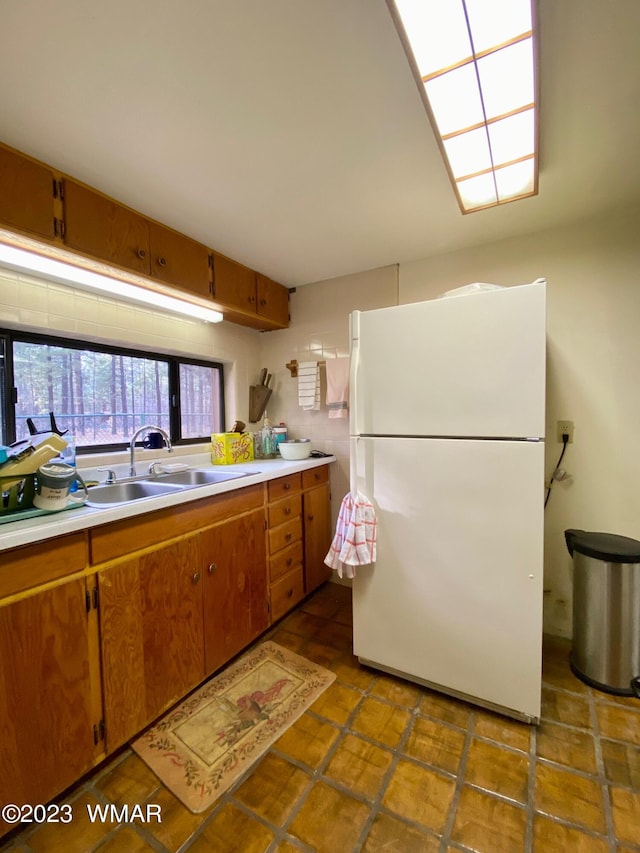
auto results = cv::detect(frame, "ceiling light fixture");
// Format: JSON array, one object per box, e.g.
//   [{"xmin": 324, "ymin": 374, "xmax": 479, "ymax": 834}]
[
  {"xmin": 389, "ymin": 0, "xmax": 538, "ymax": 213},
  {"xmin": 0, "ymin": 241, "xmax": 224, "ymax": 324}
]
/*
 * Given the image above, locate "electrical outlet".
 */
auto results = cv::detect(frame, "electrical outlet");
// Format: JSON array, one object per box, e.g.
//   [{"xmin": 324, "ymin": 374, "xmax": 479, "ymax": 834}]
[{"xmin": 557, "ymin": 420, "xmax": 574, "ymax": 443}]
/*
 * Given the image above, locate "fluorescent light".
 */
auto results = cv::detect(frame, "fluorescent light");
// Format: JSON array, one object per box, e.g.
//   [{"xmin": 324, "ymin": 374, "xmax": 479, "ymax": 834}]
[
  {"xmin": 0, "ymin": 242, "xmax": 223, "ymax": 323},
  {"xmin": 391, "ymin": 0, "xmax": 538, "ymax": 213}
]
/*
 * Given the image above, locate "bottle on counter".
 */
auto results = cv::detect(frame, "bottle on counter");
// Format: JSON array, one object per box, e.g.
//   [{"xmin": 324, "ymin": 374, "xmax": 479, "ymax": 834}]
[
  {"xmin": 273, "ymin": 422, "xmax": 288, "ymax": 455},
  {"xmin": 261, "ymin": 414, "xmax": 276, "ymax": 458}
]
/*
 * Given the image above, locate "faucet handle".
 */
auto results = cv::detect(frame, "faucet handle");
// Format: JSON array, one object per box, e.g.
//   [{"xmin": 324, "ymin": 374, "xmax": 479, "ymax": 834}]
[
  {"xmin": 148, "ymin": 461, "xmax": 164, "ymax": 476},
  {"xmin": 98, "ymin": 468, "xmax": 117, "ymax": 484}
]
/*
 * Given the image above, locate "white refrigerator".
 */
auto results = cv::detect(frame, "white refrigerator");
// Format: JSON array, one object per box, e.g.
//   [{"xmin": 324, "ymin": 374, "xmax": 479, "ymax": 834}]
[{"xmin": 350, "ymin": 280, "xmax": 546, "ymax": 722}]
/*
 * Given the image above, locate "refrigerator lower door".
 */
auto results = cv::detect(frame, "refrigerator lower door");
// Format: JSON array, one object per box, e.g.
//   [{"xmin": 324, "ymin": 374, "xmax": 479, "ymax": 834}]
[{"xmin": 351, "ymin": 436, "xmax": 544, "ymax": 721}]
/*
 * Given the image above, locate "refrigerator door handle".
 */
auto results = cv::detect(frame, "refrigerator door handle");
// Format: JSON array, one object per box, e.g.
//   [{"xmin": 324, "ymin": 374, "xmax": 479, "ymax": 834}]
[{"xmin": 349, "ymin": 311, "xmax": 361, "ymax": 437}]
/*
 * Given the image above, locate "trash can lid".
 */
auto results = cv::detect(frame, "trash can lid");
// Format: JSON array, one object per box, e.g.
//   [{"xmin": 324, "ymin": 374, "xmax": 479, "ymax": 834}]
[{"xmin": 565, "ymin": 529, "xmax": 640, "ymax": 562}]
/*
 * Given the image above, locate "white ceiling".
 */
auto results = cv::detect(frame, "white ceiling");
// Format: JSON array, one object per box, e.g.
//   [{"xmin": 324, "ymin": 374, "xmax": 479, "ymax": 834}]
[{"xmin": 0, "ymin": 0, "xmax": 639, "ymax": 287}]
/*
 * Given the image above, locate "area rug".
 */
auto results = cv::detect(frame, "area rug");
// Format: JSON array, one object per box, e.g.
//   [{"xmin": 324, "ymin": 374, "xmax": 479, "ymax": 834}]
[{"xmin": 131, "ymin": 641, "xmax": 335, "ymax": 812}]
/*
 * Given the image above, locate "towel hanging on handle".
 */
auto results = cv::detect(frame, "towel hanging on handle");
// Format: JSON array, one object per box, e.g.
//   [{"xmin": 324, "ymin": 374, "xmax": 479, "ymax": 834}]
[{"xmin": 325, "ymin": 491, "xmax": 377, "ymax": 579}]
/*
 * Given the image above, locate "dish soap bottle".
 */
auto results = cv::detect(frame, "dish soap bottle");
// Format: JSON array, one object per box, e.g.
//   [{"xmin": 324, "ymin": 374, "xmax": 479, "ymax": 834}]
[{"xmin": 261, "ymin": 413, "xmax": 276, "ymax": 458}]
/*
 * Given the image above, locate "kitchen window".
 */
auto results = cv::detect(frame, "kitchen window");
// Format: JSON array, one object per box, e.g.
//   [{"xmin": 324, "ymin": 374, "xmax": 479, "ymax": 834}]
[{"xmin": 0, "ymin": 330, "xmax": 224, "ymax": 452}]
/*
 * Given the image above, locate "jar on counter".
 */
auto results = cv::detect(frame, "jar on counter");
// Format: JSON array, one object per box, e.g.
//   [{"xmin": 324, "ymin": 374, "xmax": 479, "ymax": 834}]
[{"xmin": 273, "ymin": 424, "xmax": 288, "ymax": 454}]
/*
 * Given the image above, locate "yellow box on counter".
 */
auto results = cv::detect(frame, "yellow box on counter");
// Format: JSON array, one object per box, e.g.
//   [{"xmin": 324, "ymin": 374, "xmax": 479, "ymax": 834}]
[{"xmin": 211, "ymin": 432, "xmax": 254, "ymax": 465}]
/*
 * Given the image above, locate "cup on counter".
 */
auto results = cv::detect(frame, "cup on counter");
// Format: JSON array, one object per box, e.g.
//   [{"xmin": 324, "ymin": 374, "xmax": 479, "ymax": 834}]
[
  {"xmin": 143, "ymin": 431, "xmax": 165, "ymax": 449},
  {"xmin": 34, "ymin": 462, "xmax": 88, "ymax": 512}
]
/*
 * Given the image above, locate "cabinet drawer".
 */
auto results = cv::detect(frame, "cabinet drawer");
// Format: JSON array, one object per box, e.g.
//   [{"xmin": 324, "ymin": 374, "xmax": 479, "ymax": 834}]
[
  {"xmin": 269, "ymin": 540, "xmax": 303, "ymax": 583},
  {"xmin": 302, "ymin": 466, "xmax": 329, "ymax": 490},
  {"xmin": 270, "ymin": 566, "xmax": 305, "ymax": 622},
  {"xmin": 0, "ymin": 533, "xmax": 88, "ymax": 598},
  {"xmin": 268, "ymin": 517, "xmax": 302, "ymax": 555},
  {"xmin": 268, "ymin": 493, "xmax": 301, "ymax": 528},
  {"xmin": 267, "ymin": 474, "xmax": 301, "ymax": 502}
]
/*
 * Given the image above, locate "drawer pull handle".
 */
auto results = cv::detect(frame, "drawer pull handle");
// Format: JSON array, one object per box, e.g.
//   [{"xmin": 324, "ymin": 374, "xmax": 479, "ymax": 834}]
[
  {"xmin": 192, "ymin": 571, "xmax": 201, "ymax": 584},
  {"xmin": 157, "ymin": 256, "xmax": 167, "ymax": 267},
  {"xmin": 284, "ymin": 507, "xmax": 291, "ymax": 515},
  {"xmin": 287, "ymin": 588, "xmax": 293, "ymax": 598},
  {"xmin": 285, "ymin": 533, "xmax": 292, "ymax": 541},
  {"xmin": 284, "ymin": 483, "xmax": 291, "ymax": 490},
  {"xmin": 208, "ymin": 563, "xmax": 217, "ymax": 574},
  {"xmin": 308, "ymin": 514, "xmax": 314, "ymax": 521},
  {"xmin": 315, "ymin": 472, "xmax": 320, "ymax": 480},
  {"xmin": 286, "ymin": 558, "xmax": 292, "ymax": 566},
  {"xmin": 136, "ymin": 248, "xmax": 146, "ymax": 259}
]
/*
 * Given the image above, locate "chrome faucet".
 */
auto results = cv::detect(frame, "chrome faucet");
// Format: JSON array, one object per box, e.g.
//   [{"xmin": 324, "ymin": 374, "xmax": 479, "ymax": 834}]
[{"xmin": 129, "ymin": 425, "xmax": 172, "ymax": 477}]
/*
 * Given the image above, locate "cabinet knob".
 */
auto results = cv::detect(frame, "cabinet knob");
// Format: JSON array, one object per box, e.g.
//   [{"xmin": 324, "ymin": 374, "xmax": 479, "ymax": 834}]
[
  {"xmin": 208, "ymin": 563, "xmax": 217, "ymax": 574},
  {"xmin": 308, "ymin": 514, "xmax": 314, "ymax": 521},
  {"xmin": 286, "ymin": 558, "xmax": 292, "ymax": 567},
  {"xmin": 285, "ymin": 532, "xmax": 292, "ymax": 541},
  {"xmin": 315, "ymin": 472, "xmax": 321, "ymax": 480},
  {"xmin": 287, "ymin": 588, "xmax": 293, "ymax": 598},
  {"xmin": 192, "ymin": 571, "xmax": 201, "ymax": 584},
  {"xmin": 248, "ymin": 295, "xmax": 255, "ymax": 303},
  {"xmin": 136, "ymin": 248, "xmax": 146, "ymax": 259},
  {"xmin": 259, "ymin": 298, "xmax": 267, "ymax": 306},
  {"xmin": 284, "ymin": 506, "xmax": 291, "ymax": 515},
  {"xmin": 157, "ymin": 256, "xmax": 167, "ymax": 267},
  {"xmin": 284, "ymin": 483, "xmax": 291, "ymax": 491}
]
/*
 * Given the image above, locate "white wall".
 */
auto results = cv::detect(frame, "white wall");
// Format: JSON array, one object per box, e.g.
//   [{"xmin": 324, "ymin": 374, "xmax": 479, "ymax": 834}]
[
  {"xmin": 399, "ymin": 205, "xmax": 640, "ymax": 636},
  {"xmin": 0, "ymin": 266, "xmax": 262, "ymax": 430}
]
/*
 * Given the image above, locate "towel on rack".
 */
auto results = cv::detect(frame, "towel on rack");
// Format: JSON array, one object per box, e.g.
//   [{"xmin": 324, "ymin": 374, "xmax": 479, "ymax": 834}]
[
  {"xmin": 325, "ymin": 357, "xmax": 349, "ymax": 419},
  {"xmin": 324, "ymin": 491, "xmax": 377, "ymax": 579},
  {"xmin": 297, "ymin": 361, "xmax": 320, "ymax": 411}
]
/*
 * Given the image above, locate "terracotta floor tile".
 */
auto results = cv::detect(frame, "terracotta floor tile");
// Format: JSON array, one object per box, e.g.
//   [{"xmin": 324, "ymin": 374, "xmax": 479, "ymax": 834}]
[
  {"xmin": 313, "ymin": 619, "xmax": 354, "ymax": 649},
  {"xmin": 596, "ymin": 703, "xmax": 640, "ymax": 746},
  {"xmin": 136, "ymin": 786, "xmax": 206, "ymax": 852},
  {"xmin": 334, "ymin": 603, "xmax": 354, "ymax": 626},
  {"xmin": 274, "ymin": 712, "xmax": 340, "ymax": 769},
  {"xmin": 25, "ymin": 791, "xmax": 113, "ymax": 853},
  {"xmin": 233, "ymin": 753, "xmax": 311, "ymax": 827},
  {"xmin": 369, "ymin": 674, "xmax": 422, "ymax": 708},
  {"xmin": 350, "ymin": 697, "xmax": 412, "ymax": 749},
  {"xmin": 95, "ymin": 825, "xmax": 156, "ymax": 852},
  {"xmin": 187, "ymin": 803, "xmax": 273, "ymax": 853},
  {"xmin": 536, "ymin": 720, "xmax": 598, "ymax": 775},
  {"xmin": 418, "ymin": 690, "xmax": 472, "ymax": 729},
  {"xmin": 403, "ymin": 715, "xmax": 465, "ymax": 775},
  {"xmin": 301, "ymin": 592, "xmax": 345, "ymax": 620},
  {"xmin": 287, "ymin": 781, "xmax": 370, "ymax": 853},
  {"xmin": 361, "ymin": 812, "xmax": 440, "ymax": 852},
  {"xmin": 332, "ymin": 655, "xmax": 376, "ymax": 690},
  {"xmin": 298, "ymin": 638, "xmax": 342, "ymax": 668},
  {"xmin": 271, "ymin": 841, "xmax": 305, "ymax": 853},
  {"xmin": 593, "ymin": 689, "xmax": 640, "ymax": 710},
  {"xmin": 601, "ymin": 739, "xmax": 640, "ymax": 789},
  {"xmin": 450, "ymin": 785, "xmax": 527, "ymax": 853},
  {"xmin": 382, "ymin": 759, "xmax": 455, "ymax": 832},
  {"xmin": 281, "ymin": 610, "xmax": 328, "ymax": 638},
  {"xmin": 534, "ymin": 762, "xmax": 606, "ymax": 833},
  {"xmin": 542, "ymin": 643, "xmax": 590, "ymax": 696},
  {"xmin": 532, "ymin": 814, "xmax": 610, "ymax": 852},
  {"xmin": 267, "ymin": 628, "xmax": 307, "ymax": 653},
  {"xmin": 464, "ymin": 738, "xmax": 529, "ymax": 804},
  {"xmin": 541, "ymin": 686, "xmax": 592, "ymax": 729},
  {"xmin": 310, "ymin": 681, "xmax": 362, "ymax": 725},
  {"xmin": 94, "ymin": 752, "xmax": 161, "ymax": 807},
  {"xmin": 324, "ymin": 733, "xmax": 393, "ymax": 800},
  {"xmin": 609, "ymin": 786, "xmax": 640, "ymax": 845},
  {"xmin": 473, "ymin": 710, "xmax": 532, "ymax": 752}
]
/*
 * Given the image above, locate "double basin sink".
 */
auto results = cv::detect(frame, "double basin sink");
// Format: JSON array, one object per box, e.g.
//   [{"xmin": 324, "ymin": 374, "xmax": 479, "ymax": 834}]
[{"xmin": 85, "ymin": 469, "xmax": 253, "ymax": 507}]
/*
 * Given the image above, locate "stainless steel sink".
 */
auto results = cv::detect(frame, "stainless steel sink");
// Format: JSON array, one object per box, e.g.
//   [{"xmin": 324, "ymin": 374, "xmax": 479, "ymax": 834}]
[
  {"xmin": 86, "ymin": 480, "xmax": 185, "ymax": 506},
  {"xmin": 155, "ymin": 469, "xmax": 251, "ymax": 486}
]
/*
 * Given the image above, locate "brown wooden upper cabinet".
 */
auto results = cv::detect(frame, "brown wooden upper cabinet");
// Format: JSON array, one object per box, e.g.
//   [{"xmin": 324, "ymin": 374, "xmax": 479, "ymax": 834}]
[
  {"xmin": 148, "ymin": 221, "xmax": 211, "ymax": 300},
  {"xmin": 0, "ymin": 144, "xmax": 56, "ymax": 241},
  {"xmin": 63, "ymin": 179, "xmax": 150, "ymax": 275},
  {"xmin": 213, "ymin": 253, "xmax": 289, "ymax": 330}
]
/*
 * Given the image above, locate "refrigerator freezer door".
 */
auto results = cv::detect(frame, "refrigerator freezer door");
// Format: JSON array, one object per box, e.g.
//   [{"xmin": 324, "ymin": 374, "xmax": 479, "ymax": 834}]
[
  {"xmin": 350, "ymin": 280, "xmax": 546, "ymax": 439},
  {"xmin": 351, "ymin": 436, "xmax": 544, "ymax": 720}
]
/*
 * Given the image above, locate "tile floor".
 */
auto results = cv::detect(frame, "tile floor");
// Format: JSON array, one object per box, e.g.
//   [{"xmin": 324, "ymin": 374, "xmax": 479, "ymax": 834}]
[{"xmin": 2, "ymin": 582, "xmax": 639, "ymax": 853}]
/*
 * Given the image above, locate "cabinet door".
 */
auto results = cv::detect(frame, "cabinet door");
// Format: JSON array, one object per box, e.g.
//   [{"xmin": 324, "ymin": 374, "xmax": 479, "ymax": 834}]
[
  {"xmin": 212, "ymin": 253, "xmax": 257, "ymax": 313},
  {"xmin": 202, "ymin": 509, "xmax": 268, "ymax": 675},
  {"xmin": 0, "ymin": 144, "xmax": 55, "ymax": 240},
  {"xmin": 63, "ymin": 179, "xmax": 150, "ymax": 274},
  {"xmin": 303, "ymin": 483, "xmax": 332, "ymax": 593},
  {"xmin": 0, "ymin": 578, "xmax": 95, "ymax": 828},
  {"xmin": 148, "ymin": 221, "xmax": 212, "ymax": 299},
  {"xmin": 256, "ymin": 273, "xmax": 289, "ymax": 327},
  {"xmin": 98, "ymin": 537, "xmax": 204, "ymax": 751}
]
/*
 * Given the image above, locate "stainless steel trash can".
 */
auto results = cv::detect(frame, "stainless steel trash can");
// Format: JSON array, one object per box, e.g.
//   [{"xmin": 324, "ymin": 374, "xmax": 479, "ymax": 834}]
[{"xmin": 565, "ymin": 529, "xmax": 640, "ymax": 697}]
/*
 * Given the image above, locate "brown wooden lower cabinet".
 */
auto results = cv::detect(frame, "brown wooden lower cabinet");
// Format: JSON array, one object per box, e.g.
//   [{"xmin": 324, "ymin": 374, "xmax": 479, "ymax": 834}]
[
  {"xmin": 98, "ymin": 536, "xmax": 205, "ymax": 752},
  {"xmin": 0, "ymin": 577, "xmax": 98, "ymax": 835},
  {"xmin": 302, "ymin": 470, "xmax": 333, "ymax": 593},
  {"xmin": 202, "ymin": 508, "xmax": 268, "ymax": 675}
]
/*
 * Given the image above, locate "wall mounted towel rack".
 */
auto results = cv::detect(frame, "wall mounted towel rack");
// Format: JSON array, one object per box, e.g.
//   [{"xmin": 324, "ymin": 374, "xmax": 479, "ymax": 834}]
[{"xmin": 285, "ymin": 359, "xmax": 325, "ymax": 378}]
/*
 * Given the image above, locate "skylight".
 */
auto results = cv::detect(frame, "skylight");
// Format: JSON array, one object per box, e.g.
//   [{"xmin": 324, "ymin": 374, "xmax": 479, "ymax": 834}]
[{"xmin": 391, "ymin": 0, "xmax": 538, "ymax": 213}]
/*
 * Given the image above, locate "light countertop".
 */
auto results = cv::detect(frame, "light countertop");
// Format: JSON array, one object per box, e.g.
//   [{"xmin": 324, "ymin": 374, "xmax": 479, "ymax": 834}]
[{"xmin": 0, "ymin": 454, "xmax": 335, "ymax": 553}]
